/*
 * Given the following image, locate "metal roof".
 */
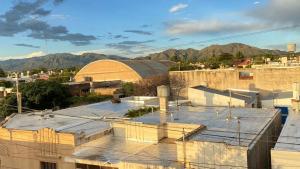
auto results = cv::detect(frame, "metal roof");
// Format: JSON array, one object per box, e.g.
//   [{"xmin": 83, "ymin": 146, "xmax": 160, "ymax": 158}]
[{"xmin": 118, "ymin": 60, "xmax": 169, "ymax": 78}]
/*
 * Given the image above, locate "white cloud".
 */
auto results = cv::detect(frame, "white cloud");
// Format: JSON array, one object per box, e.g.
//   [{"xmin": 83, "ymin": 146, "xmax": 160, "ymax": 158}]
[
  {"xmin": 247, "ymin": 0, "xmax": 300, "ymax": 24},
  {"xmin": 49, "ymin": 14, "xmax": 69, "ymax": 20},
  {"xmin": 254, "ymin": 1, "xmax": 260, "ymax": 5},
  {"xmin": 0, "ymin": 51, "xmax": 46, "ymax": 60},
  {"xmin": 169, "ymin": 3, "xmax": 188, "ymax": 13},
  {"xmin": 166, "ymin": 19, "xmax": 268, "ymax": 35},
  {"xmin": 24, "ymin": 51, "xmax": 46, "ymax": 58},
  {"xmin": 71, "ymin": 50, "xmax": 103, "ymax": 55}
]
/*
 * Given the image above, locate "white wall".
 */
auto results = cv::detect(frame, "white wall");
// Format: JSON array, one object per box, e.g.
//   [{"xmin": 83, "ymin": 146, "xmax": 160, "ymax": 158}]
[
  {"xmin": 261, "ymin": 98, "xmax": 292, "ymax": 108},
  {"xmin": 188, "ymin": 88, "xmax": 246, "ymax": 107}
]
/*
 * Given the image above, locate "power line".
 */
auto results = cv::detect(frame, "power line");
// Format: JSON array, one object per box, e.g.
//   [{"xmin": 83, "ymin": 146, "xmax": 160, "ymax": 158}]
[{"xmin": 120, "ymin": 24, "xmax": 300, "ymax": 55}]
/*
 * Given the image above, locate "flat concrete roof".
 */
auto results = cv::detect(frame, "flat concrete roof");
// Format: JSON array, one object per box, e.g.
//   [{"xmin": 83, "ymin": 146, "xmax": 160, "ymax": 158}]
[
  {"xmin": 72, "ymin": 135, "xmax": 182, "ymax": 168},
  {"xmin": 70, "ymin": 105, "xmax": 279, "ymax": 167},
  {"xmin": 274, "ymin": 110, "xmax": 300, "ymax": 152},
  {"xmin": 134, "ymin": 106, "xmax": 279, "ymax": 147},
  {"xmin": 2, "ymin": 98, "xmax": 147, "ymax": 135}
]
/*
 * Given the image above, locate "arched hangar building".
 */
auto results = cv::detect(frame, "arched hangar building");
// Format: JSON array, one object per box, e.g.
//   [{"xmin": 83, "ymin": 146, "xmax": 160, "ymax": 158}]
[{"xmin": 74, "ymin": 59, "xmax": 170, "ymax": 82}]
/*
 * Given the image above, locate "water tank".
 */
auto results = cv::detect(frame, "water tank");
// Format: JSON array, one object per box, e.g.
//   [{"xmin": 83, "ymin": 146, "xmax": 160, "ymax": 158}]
[{"xmin": 287, "ymin": 43, "xmax": 296, "ymax": 53}]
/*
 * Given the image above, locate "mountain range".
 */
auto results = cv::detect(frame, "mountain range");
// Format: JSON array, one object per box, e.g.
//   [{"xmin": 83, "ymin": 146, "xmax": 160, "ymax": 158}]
[
  {"xmin": 141, "ymin": 43, "xmax": 288, "ymax": 61},
  {"xmin": 0, "ymin": 53, "xmax": 126, "ymax": 71},
  {"xmin": 0, "ymin": 43, "xmax": 289, "ymax": 71}
]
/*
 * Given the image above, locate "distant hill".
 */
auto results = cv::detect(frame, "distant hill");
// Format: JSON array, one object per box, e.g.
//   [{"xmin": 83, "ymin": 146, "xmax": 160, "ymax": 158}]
[
  {"xmin": 140, "ymin": 43, "xmax": 288, "ymax": 61},
  {"xmin": 0, "ymin": 43, "xmax": 289, "ymax": 71},
  {"xmin": 0, "ymin": 53, "xmax": 127, "ymax": 71}
]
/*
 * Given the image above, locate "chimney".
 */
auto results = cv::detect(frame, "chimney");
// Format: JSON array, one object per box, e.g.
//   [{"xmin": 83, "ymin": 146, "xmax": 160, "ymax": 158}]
[
  {"xmin": 292, "ymin": 82, "xmax": 300, "ymax": 112},
  {"xmin": 157, "ymin": 85, "xmax": 170, "ymax": 124},
  {"xmin": 157, "ymin": 85, "xmax": 170, "ymax": 112}
]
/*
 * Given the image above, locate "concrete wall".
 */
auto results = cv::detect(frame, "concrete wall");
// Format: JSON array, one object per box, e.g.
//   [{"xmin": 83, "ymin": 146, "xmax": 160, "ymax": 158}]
[
  {"xmin": 175, "ymin": 110, "xmax": 281, "ymax": 169},
  {"xmin": 0, "ymin": 127, "xmax": 76, "ymax": 169},
  {"xmin": 176, "ymin": 141, "xmax": 248, "ymax": 169},
  {"xmin": 119, "ymin": 161, "xmax": 179, "ymax": 169},
  {"xmin": 112, "ymin": 122, "xmax": 201, "ymax": 144},
  {"xmin": 94, "ymin": 87, "xmax": 118, "ymax": 95},
  {"xmin": 261, "ymin": 98, "xmax": 292, "ymax": 108},
  {"xmin": 170, "ymin": 67, "xmax": 300, "ymax": 98},
  {"xmin": 247, "ymin": 109, "xmax": 282, "ymax": 169},
  {"xmin": 112, "ymin": 122, "xmax": 164, "ymax": 143},
  {"xmin": 272, "ymin": 150, "xmax": 300, "ymax": 169},
  {"xmin": 188, "ymin": 87, "xmax": 246, "ymax": 107}
]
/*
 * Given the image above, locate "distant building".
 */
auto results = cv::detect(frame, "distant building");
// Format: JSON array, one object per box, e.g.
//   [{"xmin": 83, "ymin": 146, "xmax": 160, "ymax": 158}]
[
  {"xmin": 74, "ymin": 59, "xmax": 170, "ymax": 83},
  {"xmin": 64, "ymin": 80, "xmax": 122, "ymax": 96},
  {"xmin": 287, "ymin": 43, "xmax": 296, "ymax": 53},
  {"xmin": 235, "ymin": 58, "xmax": 251, "ymax": 68},
  {"xmin": 72, "ymin": 59, "xmax": 171, "ymax": 95}
]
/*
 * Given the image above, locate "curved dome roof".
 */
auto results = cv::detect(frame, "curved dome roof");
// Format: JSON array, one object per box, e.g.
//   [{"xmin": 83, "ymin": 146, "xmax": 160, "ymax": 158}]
[
  {"xmin": 118, "ymin": 60, "xmax": 168, "ymax": 78},
  {"xmin": 75, "ymin": 59, "xmax": 169, "ymax": 82}
]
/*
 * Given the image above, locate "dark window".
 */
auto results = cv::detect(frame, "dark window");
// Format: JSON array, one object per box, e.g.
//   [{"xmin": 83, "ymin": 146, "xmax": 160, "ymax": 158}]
[
  {"xmin": 40, "ymin": 161, "xmax": 57, "ymax": 169},
  {"xmin": 239, "ymin": 71, "xmax": 254, "ymax": 80}
]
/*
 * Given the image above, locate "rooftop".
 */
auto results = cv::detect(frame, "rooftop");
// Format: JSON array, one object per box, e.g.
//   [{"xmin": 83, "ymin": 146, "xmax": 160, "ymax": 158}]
[
  {"xmin": 72, "ymin": 135, "xmax": 181, "ymax": 168},
  {"xmin": 2, "ymin": 97, "xmax": 150, "ymax": 135},
  {"xmin": 274, "ymin": 110, "xmax": 300, "ymax": 152},
  {"xmin": 134, "ymin": 106, "xmax": 279, "ymax": 147},
  {"xmin": 118, "ymin": 60, "xmax": 169, "ymax": 78}
]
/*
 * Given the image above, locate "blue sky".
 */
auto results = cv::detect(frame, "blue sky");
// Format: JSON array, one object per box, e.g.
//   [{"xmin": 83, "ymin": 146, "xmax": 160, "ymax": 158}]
[{"xmin": 0, "ymin": 0, "xmax": 300, "ymax": 59}]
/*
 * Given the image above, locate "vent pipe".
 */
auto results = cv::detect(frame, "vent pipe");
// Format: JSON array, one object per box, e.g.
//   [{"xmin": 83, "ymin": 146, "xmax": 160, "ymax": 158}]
[{"xmin": 157, "ymin": 85, "xmax": 170, "ymax": 124}]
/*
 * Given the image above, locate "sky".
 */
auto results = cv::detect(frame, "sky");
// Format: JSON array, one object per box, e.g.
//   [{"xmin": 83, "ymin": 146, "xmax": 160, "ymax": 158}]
[{"xmin": 0, "ymin": 0, "xmax": 300, "ymax": 60}]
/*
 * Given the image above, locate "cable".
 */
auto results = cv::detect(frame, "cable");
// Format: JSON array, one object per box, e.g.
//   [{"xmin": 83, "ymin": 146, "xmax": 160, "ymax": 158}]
[{"xmin": 116, "ymin": 24, "xmax": 300, "ymax": 55}]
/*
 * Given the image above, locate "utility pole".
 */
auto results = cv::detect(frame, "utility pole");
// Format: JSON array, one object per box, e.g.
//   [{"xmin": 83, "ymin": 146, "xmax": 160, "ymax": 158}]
[{"xmin": 16, "ymin": 74, "xmax": 22, "ymax": 114}]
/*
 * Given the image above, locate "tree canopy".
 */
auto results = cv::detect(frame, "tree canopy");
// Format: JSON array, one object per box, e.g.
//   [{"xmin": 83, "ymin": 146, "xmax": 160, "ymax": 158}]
[
  {"xmin": 20, "ymin": 80, "xmax": 71, "ymax": 110},
  {"xmin": 0, "ymin": 80, "xmax": 73, "ymax": 118},
  {"xmin": 0, "ymin": 68, "xmax": 6, "ymax": 77}
]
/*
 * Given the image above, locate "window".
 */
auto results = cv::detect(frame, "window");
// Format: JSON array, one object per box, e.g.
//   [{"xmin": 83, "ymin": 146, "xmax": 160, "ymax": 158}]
[
  {"xmin": 40, "ymin": 161, "xmax": 57, "ymax": 169},
  {"xmin": 239, "ymin": 71, "xmax": 254, "ymax": 80}
]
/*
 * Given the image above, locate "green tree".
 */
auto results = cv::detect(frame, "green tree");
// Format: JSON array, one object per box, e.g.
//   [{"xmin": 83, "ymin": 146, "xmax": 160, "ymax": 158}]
[
  {"xmin": 0, "ymin": 81, "xmax": 13, "ymax": 88},
  {"xmin": 20, "ymin": 80, "xmax": 71, "ymax": 110},
  {"xmin": 30, "ymin": 67, "xmax": 48, "ymax": 75},
  {"xmin": 0, "ymin": 94, "xmax": 17, "ymax": 118},
  {"xmin": 122, "ymin": 82, "xmax": 135, "ymax": 96},
  {"xmin": 235, "ymin": 51, "xmax": 245, "ymax": 60},
  {"xmin": 218, "ymin": 53, "xmax": 234, "ymax": 67},
  {"xmin": 0, "ymin": 68, "xmax": 6, "ymax": 77}
]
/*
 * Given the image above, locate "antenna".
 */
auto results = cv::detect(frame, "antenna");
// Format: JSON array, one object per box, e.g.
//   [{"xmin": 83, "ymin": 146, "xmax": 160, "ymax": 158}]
[
  {"xmin": 237, "ymin": 117, "xmax": 241, "ymax": 145},
  {"xmin": 182, "ymin": 128, "xmax": 187, "ymax": 169},
  {"xmin": 16, "ymin": 73, "xmax": 22, "ymax": 114},
  {"xmin": 227, "ymin": 89, "xmax": 232, "ymax": 120}
]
